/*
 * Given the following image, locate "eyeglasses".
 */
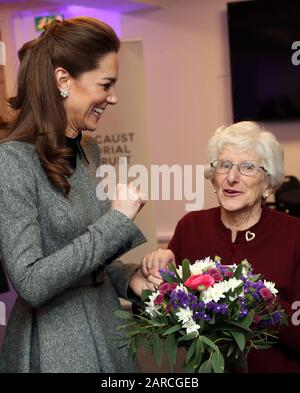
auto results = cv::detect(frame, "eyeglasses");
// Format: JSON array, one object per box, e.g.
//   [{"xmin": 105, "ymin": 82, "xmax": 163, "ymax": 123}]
[{"xmin": 210, "ymin": 159, "xmax": 269, "ymax": 177}]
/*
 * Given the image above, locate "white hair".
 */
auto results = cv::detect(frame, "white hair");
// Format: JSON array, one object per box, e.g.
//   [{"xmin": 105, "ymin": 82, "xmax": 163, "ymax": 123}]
[{"xmin": 205, "ymin": 121, "xmax": 285, "ymax": 190}]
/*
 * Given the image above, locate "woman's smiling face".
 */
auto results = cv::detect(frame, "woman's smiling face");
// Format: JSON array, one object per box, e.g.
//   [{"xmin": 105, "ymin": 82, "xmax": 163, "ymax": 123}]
[
  {"xmin": 212, "ymin": 145, "xmax": 270, "ymax": 213},
  {"xmin": 62, "ymin": 51, "xmax": 119, "ymax": 136}
]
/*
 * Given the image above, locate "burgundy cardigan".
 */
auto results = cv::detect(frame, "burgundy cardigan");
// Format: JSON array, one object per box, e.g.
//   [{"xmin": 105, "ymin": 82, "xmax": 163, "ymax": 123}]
[{"xmin": 168, "ymin": 206, "xmax": 300, "ymax": 373}]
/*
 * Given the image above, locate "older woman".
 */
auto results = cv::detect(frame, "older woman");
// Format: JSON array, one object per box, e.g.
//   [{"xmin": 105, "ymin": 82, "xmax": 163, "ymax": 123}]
[
  {"xmin": 142, "ymin": 121, "xmax": 300, "ymax": 373},
  {"xmin": 0, "ymin": 17, "xmax": 152, "ymax": 373}
]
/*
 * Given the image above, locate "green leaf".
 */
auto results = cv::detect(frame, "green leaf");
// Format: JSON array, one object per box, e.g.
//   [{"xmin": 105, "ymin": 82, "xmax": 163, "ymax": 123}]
[
  {"xmin": 153, "ymin": 335, "xmax": 163, "ymax": 367},
  {"xmin": 168, "ymin": 262, "xmax": 181, "ymax": 281},
  {"xmin": 230, "ymin": 331, "xmax": 245, "ymax": 351},
  {"xmin": 186, "ymin": 340, "xmax": 197, "ymax": 363},
  {"xmin": 224, "ymin": 319, "xmax": 253, "ymax": 332},
  {"xmin": 141, "ymin": 289, "xmax": 153, "ymax": 302},
  {"xmin": 161, "ymin": 272, "xmax": 176, "ymax": 283},
  {"xmin": 211, "ymin": 350, "xmax": 225, "ymax": 373},
  {"xmin": 227, "ymin": 344, "xmax": 235, "ymax": 358},
  {"xmin": 199, "ymin": 335, "xmax": 218, "ymax": 351},
  {"xmin": 233, "ymin": 263, "xmax": 243, "ymax": 279},
  {"xmin": 240, "ymin": 309, "xmax": 255, "ymax": 328},
  {"xmin": 182, "ymin": 259, "xmax": 191, "ymax": 282},
  {"xmin": 196, "ymin": 337, "xmax": 204, "ymax": 358},
  {"xmin": 167, "ymin": 262, "xmax": 177, "ymax": 273},
  {"xmin": 198, "ymin": 359, "xmax": 213, "ymax": 373},
  {"xmin": 166, "ymin": 334, "xmax": 177, "ymax": 366},
  {"xmin": 162, "ymin": 324, "xmax": 182, "ymax": 336},
  {"xmin": 114, "ymin": 310, "xmax": 131, "ymax": 319},
  {"xmin": 178, "ymin": 333, "xmax": 198, "ymax": 342},
  {"xmin": 183, "ymin": 357, "xmax": 197, "ymax": 373}
]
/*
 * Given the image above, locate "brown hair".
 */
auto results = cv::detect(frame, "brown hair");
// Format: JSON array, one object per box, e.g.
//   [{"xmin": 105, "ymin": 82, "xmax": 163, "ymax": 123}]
[{"xmin": 0, "ymin": 17, "xmax": 120, "ymax": 196}]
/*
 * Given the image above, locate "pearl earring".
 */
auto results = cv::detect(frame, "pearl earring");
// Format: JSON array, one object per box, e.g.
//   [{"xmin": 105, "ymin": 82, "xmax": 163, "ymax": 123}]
[
  {"xmin": 60, "ymin": 88, "xmax": 69, "ymax": 98},
  {"xmin": 213, "ymin": 189, "xmax": 216, "ymax": 193},
  {"xmin": 263, "ymin": 192, "xmax": 269, "ymax": 199}
]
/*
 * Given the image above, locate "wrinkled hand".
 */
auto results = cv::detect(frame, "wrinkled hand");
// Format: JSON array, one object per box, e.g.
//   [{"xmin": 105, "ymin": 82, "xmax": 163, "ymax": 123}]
[
  {"xmin": 141, "ymin": 248, "xmax": 176, "ymax": 280},
  {"xmin": 112, "ymin": 182, "xmax": 146, "ymax": 221},
  {"xmin": 129, "ymin": 268, "xmax": 162, "ymax": 297}
]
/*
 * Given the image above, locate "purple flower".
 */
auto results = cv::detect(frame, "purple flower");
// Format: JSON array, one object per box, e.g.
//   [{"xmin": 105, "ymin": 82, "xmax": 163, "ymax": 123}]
[
  {"xmin": 256, "ymin": 280, "xmax": 265, "ymax": 290},
  {"xmin": 197, "ymin": 301, "xmax": 205, "ymax": 309},
  {"xmin": 159, "ymin": 269, "xmax": 176, "ymax": 278},
  {"xmin": 252, "ymin": 292, "xmax": 259, "ymax": 301},
  {"xmin": 170, "ymin": 289, "xmax": 190, "ymax": 309},
  {"xmin": 239, "ymin": 309, "xmax": 249, "ymax": 318},
  {"xmin": 193, "ymin": 311, "xmax": 205, "ymax": 320}
]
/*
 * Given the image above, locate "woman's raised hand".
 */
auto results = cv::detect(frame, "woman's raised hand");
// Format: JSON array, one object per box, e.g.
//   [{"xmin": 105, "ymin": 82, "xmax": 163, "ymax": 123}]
[{"xmin": 111, "ymin": 182, "xmax": 146, "ymax": 221}]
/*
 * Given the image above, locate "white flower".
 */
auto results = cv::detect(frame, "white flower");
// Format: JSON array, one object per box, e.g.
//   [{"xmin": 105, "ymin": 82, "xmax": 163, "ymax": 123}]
[
  {"xmin": 201, "ymin": 277, "xmax": 243, "ymax": 303},
  {"xmin": 145, "ymin": 291, "xmax": 161, "ymax": 317},
  {"xmin": 240, "ymin": 259, "xmax": 252, "ymax": 276},
  {"xmin": 176, "ymin": 265, "xmax": 183, "ymax": 279},
  {"xmin": 145, "ymin": 305, "xmax": 161, "ymax": 317},
  {"xmin": 182, "ymin": 319, "xmax": 200, "ymax": 336},
  {"xmin": 242, "ymin": 267, "xmax": 248, "ymax": 276},
  {"xmin": 226, "ymin": 277, "xmax": 243, "ymax": 292},
  {"xmin": 176, "ymin": 307, "xmax": 193, "ymax": 324},
  {"xmin": 263, "ymin": 280, "xmax": 278, "ymax": 296},
  {"xmin": 226, "ymin": 263, "xmax": 238, "ymax": 271},
  {"xmin": 190, "ymin": 256, "xmax": 215, "ymax": 275},
  {"xmin": 175, "ymin": 283, "xmax": 188, "ymax": 293},
  {"xmin": 202, "ymin": 281, "xmax": 227, "ymax": 303}
]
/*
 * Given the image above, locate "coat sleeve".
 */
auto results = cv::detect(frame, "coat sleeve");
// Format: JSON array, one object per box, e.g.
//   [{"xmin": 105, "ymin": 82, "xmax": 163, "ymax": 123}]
[
  {"xmin": 81, "ymin": 135, "xmax": 144, "ymax": 301},
  {"xmin": 0, "ymin": 144, "xmax": 146, "ymax": 307},
  {"xmin": 106, "ymin": 260, "xmax": 139, "ymax": 300}
]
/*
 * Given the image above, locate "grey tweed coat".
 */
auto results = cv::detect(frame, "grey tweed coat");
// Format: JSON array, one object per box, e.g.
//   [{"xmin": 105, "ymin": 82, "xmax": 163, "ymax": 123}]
[{"xmin": 0, "ymin": 135, "xmax": 146, "ymax": 373}]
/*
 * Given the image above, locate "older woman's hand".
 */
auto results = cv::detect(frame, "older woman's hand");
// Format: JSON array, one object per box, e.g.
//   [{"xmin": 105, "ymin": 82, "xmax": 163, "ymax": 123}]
[
  {"xmin": 112, "ymin": 182, "xmax": 146, "ymax": 221},
  {"xmin": 141, "ymin": 248, "xmax": 175, "ymax": 279},
  {"xmin": 129, "ymin": 268, "xmax": 162, "ymax": 297}
]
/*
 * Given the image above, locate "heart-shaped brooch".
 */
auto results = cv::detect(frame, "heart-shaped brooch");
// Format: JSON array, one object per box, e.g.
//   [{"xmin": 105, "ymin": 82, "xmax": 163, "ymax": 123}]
[{"xmin": 245, "ymin": 231, "xmax": 255, "ymax": 242}]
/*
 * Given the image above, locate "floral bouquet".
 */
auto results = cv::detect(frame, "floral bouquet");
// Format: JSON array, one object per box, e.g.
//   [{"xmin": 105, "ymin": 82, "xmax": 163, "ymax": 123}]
[{"xmin": 115, "ymin": 257, "xmax": 287, "ymax": 373}]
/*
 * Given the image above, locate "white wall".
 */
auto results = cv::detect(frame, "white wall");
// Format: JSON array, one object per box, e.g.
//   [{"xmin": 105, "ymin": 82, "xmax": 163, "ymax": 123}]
[{"xmin": 121, "ymin": 0, "xmax": 300, "ymax": 242}]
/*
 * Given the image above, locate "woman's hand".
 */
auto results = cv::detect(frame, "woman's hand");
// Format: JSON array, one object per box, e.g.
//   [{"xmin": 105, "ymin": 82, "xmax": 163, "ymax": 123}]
[
  {"xmin": 112, "ymin": 182, "xmax": 146, "ymax": 221},
  {"xmin": 129, "ymin": 268, "xmax": 162, "ymax": 297},
  {"xmin": 141, "ymin": 248, "xmax": 176, "ymax": 279}
]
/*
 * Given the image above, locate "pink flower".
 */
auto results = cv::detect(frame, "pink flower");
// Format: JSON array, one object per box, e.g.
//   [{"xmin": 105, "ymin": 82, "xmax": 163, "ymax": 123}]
[
  {"xmin": 154, "ymin": 293, "xmax": 164, "ymax": 305},
  {"xmin": 259, "ymin": 287, "xmax": 274, "ymax": 301},
  {"xmin": 159, "ymin": 282, "xmax": 177, "ymax": 294},
  {"xmin": 253, "ymin": 314, "xmax": 261, "ymax": 324},
  {"xmin": 207, "ymin": 268, "xmax": 223, "ymax": 282},
  {"xmin": 185, "ymin": 274, "xmax": 215, "ymax": 291},
  {"xmin": 225, "ymin": 271, "xmax": 234, "ymax": 278},
  {"xmin": 166, "ymin": 304, "xmax": 171, "ymax": 315}
]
